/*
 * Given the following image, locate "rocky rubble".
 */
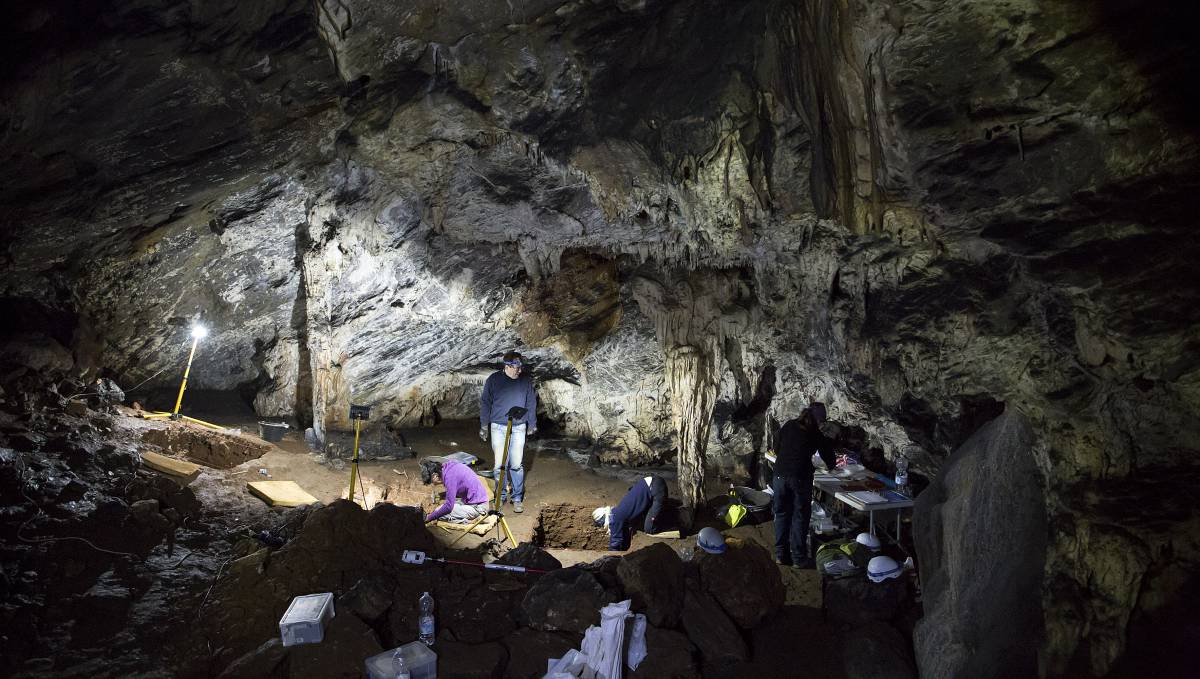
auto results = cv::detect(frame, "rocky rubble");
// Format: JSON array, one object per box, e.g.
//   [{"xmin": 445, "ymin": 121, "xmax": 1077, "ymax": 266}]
[
  {"xmin": 194, "ymin": 499, "xmax": 787, "ymax": 678},
  {"xmin": 0, "ymin": 368, "xmax": 287, "ymax": 677}
]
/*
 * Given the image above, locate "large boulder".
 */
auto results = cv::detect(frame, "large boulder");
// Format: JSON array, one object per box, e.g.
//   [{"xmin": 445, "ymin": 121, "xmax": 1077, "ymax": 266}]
[
  {"xmin": 679, "ymin": 589, "xmax": 748, "ymax": 667},
  {"xmin": 496, "ymin": 542, "xmax": 563, "ymax": 572},
  {"xmin": 438, "ymin": 639, "xmax": 509, "ymax": 679},
  {"xmin": 440, "ymin": 580, "xmax": 524, "ymax": 643},
  {"xmin": 693, "ymin": 538, "xmax": 784, "ymax": 629},
  {"xmin": 822, "ymin": 575, "xmax": 909, "ymax": 627},
  {"xmin": 841, "ymin": 621, "xmax": 916, "ymax": 679},
  {"xmin": 616, "ymin": 542, "xmax": 685, "ymax": 627},
  {"xmin": 501, "ymin": 627, "xmax": 582, "ymax": 679},
  {"xmin": 289, "ymin": 611, "xmax": 382, "ymax": 679},
  {"xmin": 628, "ymin": 626, "xmax": 699, "ymax": 679},
  {"xmin": 912, "ymin": 409, "xmax": 1046, "ymax": 679},
  {"xmin": 521, "ymin": 567, "xmax": 618, "ymax": 633}
]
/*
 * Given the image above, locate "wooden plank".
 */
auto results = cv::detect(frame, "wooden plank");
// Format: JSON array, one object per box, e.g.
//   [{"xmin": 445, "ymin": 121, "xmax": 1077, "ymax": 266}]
[
  {"xmin": 247, "ymin": 480, "xmax": 319, "ymax": 508},
  {"xmin": 435, "ymin": 513, "xmax": 498, "ymax": 536},
  {"xmin": 141, "ymin": 450, "xmax": 201, "ymax": 485}
]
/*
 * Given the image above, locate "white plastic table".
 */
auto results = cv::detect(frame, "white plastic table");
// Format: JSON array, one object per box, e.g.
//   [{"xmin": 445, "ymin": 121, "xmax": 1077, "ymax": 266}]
[{"xmin": 813, "ymin": 472, "xmax": 914, "ymax": 540}]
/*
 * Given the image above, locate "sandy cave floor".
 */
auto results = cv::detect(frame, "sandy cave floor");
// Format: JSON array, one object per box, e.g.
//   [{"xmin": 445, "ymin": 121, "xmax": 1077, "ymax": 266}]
[{"xmin": 144, "ymin": 393, "xmax": 826, "ymax": 610}]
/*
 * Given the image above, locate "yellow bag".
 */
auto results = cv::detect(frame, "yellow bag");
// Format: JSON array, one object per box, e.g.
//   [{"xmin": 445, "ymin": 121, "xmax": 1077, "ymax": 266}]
[{"xmin": 725, "ymin": 502, "xmax": 748, "ymax": 528}]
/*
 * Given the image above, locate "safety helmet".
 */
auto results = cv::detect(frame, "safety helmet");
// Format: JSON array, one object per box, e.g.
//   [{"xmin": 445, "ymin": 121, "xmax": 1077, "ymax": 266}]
[
  {"xmin": 697, "ymin": 527, "xmax": 727, "ymax": 554},
  {"xmin": 855, "ymin": 532, "xmax": 882, "ymax": 550},
  {"xmin": 592, "ymin": 506, "xmax": 612, "ymax": 529},
  {"xmin": 867, "ymin": 555, "xmax": 903, "ymax": 583}
]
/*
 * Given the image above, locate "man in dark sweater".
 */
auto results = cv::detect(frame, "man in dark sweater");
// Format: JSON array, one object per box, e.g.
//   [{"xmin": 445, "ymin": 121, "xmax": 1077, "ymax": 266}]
[
  {"xmin": 771, "ymin": 402, "xmax": 835, "ymax": 568},
  {"xmin": 479, "ymin": 351, "xmax": 538, "ymax": 513},
  {"xmin": 602, "ymin": 475, "xmax": 668, "ymax": 550}
]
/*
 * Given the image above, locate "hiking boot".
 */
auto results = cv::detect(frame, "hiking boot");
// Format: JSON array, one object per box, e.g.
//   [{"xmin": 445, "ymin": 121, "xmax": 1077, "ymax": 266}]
[
  {"xmin": 513, "ymin": 500, "xmax": 524, "ymax": 513},
  {"xmin": 775, "ymin": 556, "xmax": 792, "ymax": 567}
]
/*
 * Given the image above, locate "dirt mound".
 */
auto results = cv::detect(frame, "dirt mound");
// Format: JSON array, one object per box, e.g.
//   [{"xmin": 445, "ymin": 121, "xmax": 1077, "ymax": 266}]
[
  {"xmin": 141, "ymin": 422, "xmax": 271, "ymax": 469},
  {"xmin": 535, "ymin": 503, "xmax": 611, "ymax": 550}
]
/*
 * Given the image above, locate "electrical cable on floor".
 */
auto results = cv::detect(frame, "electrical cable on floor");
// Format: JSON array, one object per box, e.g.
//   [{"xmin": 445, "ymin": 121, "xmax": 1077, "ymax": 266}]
[{"xmin": 16, "ymin": 486, "xmax": 137, "ymax": 558}]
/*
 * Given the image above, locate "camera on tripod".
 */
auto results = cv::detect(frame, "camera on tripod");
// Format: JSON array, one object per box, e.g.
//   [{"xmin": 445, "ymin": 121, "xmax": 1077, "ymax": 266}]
[{"xmin": 349, "ymin": 404, "xmax": 371, "ymax": 421}]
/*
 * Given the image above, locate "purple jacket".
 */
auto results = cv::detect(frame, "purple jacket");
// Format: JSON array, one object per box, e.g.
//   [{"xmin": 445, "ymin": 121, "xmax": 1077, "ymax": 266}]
[{"xmin": 426, "ymin": 461, "xmax": 489, "ymax": 522}]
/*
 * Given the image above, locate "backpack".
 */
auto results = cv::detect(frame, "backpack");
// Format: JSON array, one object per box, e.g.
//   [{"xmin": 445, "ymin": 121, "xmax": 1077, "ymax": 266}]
[{"xmin": 815, "ymin": 539, "xmax": 873, "ymax": 578}]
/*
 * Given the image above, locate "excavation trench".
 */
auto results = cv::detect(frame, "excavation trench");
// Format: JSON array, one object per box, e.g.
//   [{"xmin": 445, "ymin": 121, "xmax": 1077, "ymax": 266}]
[
  {"xmin": 534, "ymin": 503, "xmax": 612, "ymax": 550},
  {"xmin": 140, "ymin": 421, "xmax": 272, "ymax": 469}
]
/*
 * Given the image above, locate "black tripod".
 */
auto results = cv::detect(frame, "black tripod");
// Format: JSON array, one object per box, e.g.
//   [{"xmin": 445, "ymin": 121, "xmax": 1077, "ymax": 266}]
[{"xmin": 450, "ymin": 406, "xmax": 527, "ymax": 548}]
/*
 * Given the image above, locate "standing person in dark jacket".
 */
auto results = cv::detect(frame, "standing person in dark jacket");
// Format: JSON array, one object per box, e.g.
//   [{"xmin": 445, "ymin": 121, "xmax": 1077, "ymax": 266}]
[
  {"xmin": 479, "ymin": 351, "xmax": 538, "ymax": 513},
  {"xmin": 771, "ymin": 402, "xmax": 835, "ymax": 568},
  {"xmin": 596, "ymin": 475, "xmax": 669, "ymax": 550}
]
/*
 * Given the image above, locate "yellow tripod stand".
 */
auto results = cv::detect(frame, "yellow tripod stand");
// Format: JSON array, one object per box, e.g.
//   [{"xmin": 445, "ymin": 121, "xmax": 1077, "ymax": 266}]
[
  {"xmin": 144, "ymin": 324, "xmax": 223, "ymax": 431},
  {"xmin": 450, "ymin": 407, "xmax": 526, "ymax": 548}
]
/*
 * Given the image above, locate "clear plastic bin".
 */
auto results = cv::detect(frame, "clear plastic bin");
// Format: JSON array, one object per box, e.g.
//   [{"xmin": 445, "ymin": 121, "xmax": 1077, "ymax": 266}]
[
  {"xmin": 279, "ymin": 592, "xmax": 335, "ymax": 647},
  {"xmin": 365, "ymin": 641, "xmax": 437, "ymax": 679}
]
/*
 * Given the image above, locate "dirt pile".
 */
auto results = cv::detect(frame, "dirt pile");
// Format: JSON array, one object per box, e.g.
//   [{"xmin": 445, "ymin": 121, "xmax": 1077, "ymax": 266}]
[{"xmin": 140, "ymin": 422, "xmax": 271, "ymax": 469}]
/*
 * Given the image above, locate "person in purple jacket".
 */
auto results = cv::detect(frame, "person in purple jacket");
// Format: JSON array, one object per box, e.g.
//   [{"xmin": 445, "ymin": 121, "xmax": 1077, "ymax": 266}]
[
  {"xmin": 479, "ymin": 351, "xmax": 538, "ymax": 513},
  {"xmin": 420, "ymin": 458, "xmax": 490, "ymax": 524}
]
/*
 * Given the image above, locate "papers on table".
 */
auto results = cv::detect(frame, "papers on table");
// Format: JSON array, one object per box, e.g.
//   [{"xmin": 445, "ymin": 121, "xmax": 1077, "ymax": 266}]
[{"xmin": 846, "ymin": 490, "xmax": 887, "ymax": 505}]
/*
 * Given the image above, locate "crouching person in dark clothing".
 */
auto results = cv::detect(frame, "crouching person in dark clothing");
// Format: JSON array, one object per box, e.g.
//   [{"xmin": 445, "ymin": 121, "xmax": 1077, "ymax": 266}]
[
  {"xmin": 595, "ymin": 475, "xmax": 668, "ymax": 551},
  {"xmin": 771, "ymin": 402, "xmax": 836, "ymax": 568}
]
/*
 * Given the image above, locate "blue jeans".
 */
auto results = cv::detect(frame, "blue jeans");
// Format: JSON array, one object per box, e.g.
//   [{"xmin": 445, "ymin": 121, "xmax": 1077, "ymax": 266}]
[
  {"xmin": 490, "ymin": 422, "xmax": 526, "ymax": 502},
  {"xmin": 772, "ymin": 474, "xmax": 813, "ymax": 562}
]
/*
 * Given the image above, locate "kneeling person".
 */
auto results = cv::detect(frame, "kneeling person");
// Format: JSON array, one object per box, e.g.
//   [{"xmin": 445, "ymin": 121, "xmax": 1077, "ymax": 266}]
[
  {"xmin": 597, "ymin": 475, "xmax": 668, "ymax": 551},
  {"xmin": 421, "ymin": 458, "xmax": 489, "ymax": 524}
]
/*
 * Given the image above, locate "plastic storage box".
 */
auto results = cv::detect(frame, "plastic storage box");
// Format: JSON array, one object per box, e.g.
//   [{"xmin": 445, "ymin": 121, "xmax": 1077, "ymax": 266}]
[
  {"xmin": 258, "ymin": 421, "xmax": 289, "ymax": 442},
  {"xmin": 364, "ymin": 641, "xmax": 437, "ymax": 679},
  {"xmin": 279, "ymin": 592, "xmax": 335, "ymax": 647}
]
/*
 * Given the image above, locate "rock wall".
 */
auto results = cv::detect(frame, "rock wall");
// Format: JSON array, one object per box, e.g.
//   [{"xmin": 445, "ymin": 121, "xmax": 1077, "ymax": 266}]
[
  {"xmin": 913, "ymin": 408, "xmax": 1047, "ymax": 679},
  {"xmin": 2, "ymin": 1, "xmax": 1198, "ymax": 674}
]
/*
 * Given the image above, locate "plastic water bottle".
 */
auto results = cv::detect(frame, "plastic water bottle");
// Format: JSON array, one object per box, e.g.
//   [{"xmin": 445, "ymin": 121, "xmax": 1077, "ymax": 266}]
[
  {"xmin": 391, "ymin": 648, "xmax": 411, "ymax": 679},
  {"xmin": 895, "ymin": 454, "xmax": 909, "ymax": 493},
  {"xmin": 418, "ymin": 591, "xmax": 435, "ymax": 646}
]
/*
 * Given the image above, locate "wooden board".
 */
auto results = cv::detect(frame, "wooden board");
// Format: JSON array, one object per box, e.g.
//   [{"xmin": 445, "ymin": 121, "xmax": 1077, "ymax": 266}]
[
  {"xmin": 247, "ymin": 480, "xmax": 319, "ymax": 508},
  {"xmin": 141, "ymin": 450, "xmax": 201, "ymax": 485},
  {"xmin": 435, "ymin": 513, "xmax": 499, "ymax": 536}
]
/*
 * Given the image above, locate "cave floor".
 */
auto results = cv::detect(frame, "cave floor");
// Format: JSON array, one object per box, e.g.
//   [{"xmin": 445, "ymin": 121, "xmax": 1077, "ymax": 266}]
[{"xmin": 159, "ymin": 402, "xmax": 825, "ymax": 610}]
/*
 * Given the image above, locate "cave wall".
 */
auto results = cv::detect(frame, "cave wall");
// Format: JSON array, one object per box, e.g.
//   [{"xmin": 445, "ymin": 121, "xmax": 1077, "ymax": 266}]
[{"xmin": 2, "ymin": 0, "xmax": 1199, "ymax": 674}]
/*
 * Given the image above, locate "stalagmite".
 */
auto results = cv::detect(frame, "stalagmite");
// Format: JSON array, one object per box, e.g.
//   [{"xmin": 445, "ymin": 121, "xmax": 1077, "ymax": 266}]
[{"xmin": 664, "ymin": 344, "xmax": 719, "ymax": 515}]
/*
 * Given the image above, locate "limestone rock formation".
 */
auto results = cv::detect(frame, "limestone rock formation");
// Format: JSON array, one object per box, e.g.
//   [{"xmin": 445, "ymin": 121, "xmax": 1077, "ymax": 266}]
[
  {"xmin": 913, "ymin": 409, "xmax": 1046, "ymax": 679},
  {"xmin": 2, "ymin": 0, "xmax": 1198, "ymax": 674}
]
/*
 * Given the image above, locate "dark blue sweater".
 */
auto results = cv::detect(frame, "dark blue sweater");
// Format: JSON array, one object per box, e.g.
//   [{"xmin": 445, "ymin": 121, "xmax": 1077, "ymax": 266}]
[
  {"xmin": 609, "ymin": 476, "xmax": 667, "ymax": 550},
  {"xmin": 480, "ymin": 371, "xmax": 538, "ymax": 429}
]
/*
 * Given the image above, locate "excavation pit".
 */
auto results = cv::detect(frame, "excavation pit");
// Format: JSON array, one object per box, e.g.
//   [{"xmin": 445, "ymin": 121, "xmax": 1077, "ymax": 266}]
[
  {"xmin": 140, "ymin": 422, "xmax": 272, "ymax": 469},
  {"xmin": 534, "ymin": 502, "xmax": 612, "ymax": 550}
]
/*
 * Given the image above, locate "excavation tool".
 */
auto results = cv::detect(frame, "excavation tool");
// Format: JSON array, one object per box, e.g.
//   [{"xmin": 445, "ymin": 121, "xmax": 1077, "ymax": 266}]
[
  {"xmin": 346, "ymin": 404, "xmax": 371, "ymax": 507},
  {"xmin": 449, "ymin": 405, "xmax": 527, "ymax": 548},
  {"xmin": 144, "ymin": 323, "xmax": 224, "ymax": 430},
  {"xmin": 401, "ymin": 549, "xmax": 548, "ymax": 574}
]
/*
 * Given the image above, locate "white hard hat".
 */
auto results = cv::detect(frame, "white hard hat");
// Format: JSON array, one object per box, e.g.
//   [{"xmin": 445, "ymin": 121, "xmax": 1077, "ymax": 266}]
[
  {"xmin": 697, "ymin": 527, "xmax": 727, "ymax": 554},
  {"xmin": 867, "ymin": 555, "xmax": 902, "ymax": 583},
  {"xmin": 855, "ymin": 532, "xmax": 882, "ymax": 550}
]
